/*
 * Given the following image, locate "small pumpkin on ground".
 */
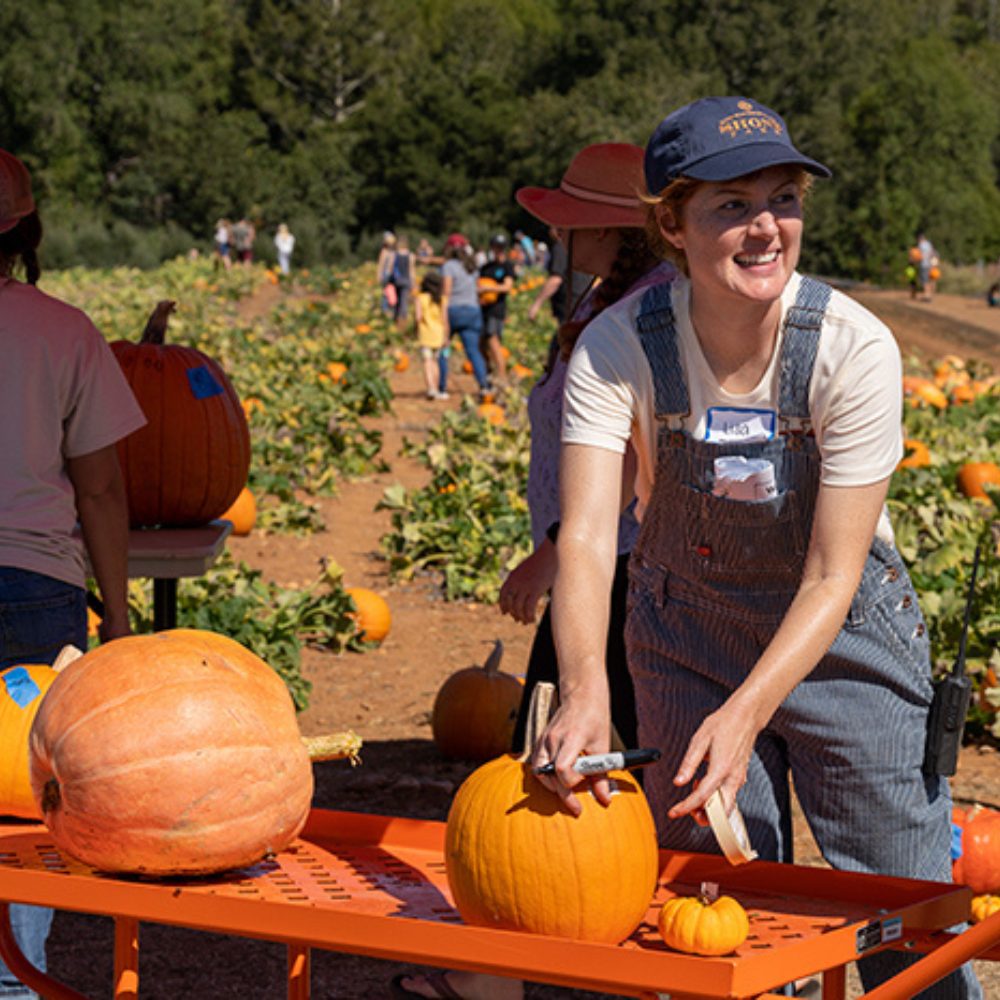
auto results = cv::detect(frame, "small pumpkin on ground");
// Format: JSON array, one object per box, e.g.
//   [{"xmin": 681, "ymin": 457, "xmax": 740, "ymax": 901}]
[
  {"xmin": 345, "ymin": 587, "xmax": 391, "ymax": 643},
  {"xmin": 326, "ymin": 360, "xmax": 348, "ymax": 383},
  {"xmin": 897, "ymin": 439, "xmax": 931, "ymax": 470},
  {"xmin": 431, "ymin": 640, "xmax": 523, "ymax": 760},
  {"xmin": 444, "ymin": 682, "xmax": 658, "ymax": 943},
  {"xmin": 111, "ymin": 301, "xmax": 250, "ymax": 527},
  {"xmin": 657, "ymin": 884, "xmax": 750, "ymax": 956},
  {"xmin": 956, "ymin": 462, "xmax": 1000, "ymax": 504},
  {"xmin": 29, "ymin": 631, "xmax": 360, "ymax": 876},
  {"xmin": 477, "ymin": 402, "xmax": 505, "ymax": 426},
  {"xmin": 221, "ymin": 486, "xmax": 257, "ymax": 535},
  {"xmin": 393, "ymin": 351, "xmax": 410, "ymax": 372}
]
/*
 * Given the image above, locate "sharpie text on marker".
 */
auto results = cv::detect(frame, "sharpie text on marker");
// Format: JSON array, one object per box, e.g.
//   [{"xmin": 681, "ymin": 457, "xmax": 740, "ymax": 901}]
[{"xmin": 534, "ymin": 748, "xmax": 662, "ymax": 776}]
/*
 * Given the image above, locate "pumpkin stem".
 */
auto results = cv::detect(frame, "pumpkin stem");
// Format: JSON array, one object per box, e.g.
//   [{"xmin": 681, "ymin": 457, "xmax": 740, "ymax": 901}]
[
  {"xmin": 301, "ymin": 730, "xmax": 362, "ymax": 765},
  {"xmin": 482, "ymin": 639, "xmax": 503, "ymax": 677},
  {"xmin": 140, "ymin": 300, "xmax": 177, "ymax": 345},
  {"xmin": 52, "ymin": 645, "xmax": 84, "ymax": 673},
  {"xmin": 518, "ymin": 680, "xmax": 557, "ymax": 763}
]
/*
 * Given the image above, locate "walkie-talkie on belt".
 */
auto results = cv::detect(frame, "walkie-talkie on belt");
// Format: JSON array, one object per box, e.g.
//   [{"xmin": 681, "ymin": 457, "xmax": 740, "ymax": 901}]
[{"xmin": 923, "ymin": 544, "xmax": 982, "ymax": 776}]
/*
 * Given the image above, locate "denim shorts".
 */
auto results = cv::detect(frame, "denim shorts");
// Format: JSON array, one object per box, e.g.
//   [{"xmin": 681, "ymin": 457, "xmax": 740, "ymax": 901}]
[{"xmin": 0, "ymin": 568, "xmax": 87, "ymax": 669}]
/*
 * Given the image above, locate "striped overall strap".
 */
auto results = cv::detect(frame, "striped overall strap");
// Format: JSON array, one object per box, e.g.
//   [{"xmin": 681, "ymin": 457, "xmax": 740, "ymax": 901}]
[
  {"xmin": 635, "ymin": 282, "xmax": 689, "ymax": 421},
  {"xmin": 776, "ymin": 276, "xmax": 832, "ymax": 425}
]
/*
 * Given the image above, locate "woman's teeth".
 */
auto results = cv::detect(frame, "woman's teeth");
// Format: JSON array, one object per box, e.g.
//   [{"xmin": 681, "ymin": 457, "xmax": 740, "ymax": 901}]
[{"xmin": 735, "ymin": 251, "xmax": 778, "ymax": 266}]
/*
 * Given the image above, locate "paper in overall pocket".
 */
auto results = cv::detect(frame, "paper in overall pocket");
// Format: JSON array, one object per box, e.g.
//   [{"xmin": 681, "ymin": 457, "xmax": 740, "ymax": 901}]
[{"xmin": 712, "ymin": 455, "xmax": 777, "ymax": 501}]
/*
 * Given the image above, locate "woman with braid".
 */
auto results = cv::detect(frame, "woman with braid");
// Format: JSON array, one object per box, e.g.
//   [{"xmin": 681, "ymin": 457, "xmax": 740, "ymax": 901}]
[
  {"xmin": 391, "ymin": 142, "xmax": 675, "ymax": 1000},
  {"xmin": 0, "ymin": 149, "xmax": 144, "ymax": 997}
]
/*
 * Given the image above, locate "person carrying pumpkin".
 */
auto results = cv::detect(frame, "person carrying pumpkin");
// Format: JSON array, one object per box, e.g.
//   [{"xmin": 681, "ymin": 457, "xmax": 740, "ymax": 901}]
[
  {"xmin": 532, "ymin": 97, "xmax": 982, "ymax": 998},
  {"xmin": 477, "ymin": 234, "xmax": 516, "ymax": 383},
  {"xmin": 392, "ymin": 142, "xmax": 676, "ymax": 1000},
  {"xmin": 0, "ymin": 148, "xmax": 146, "ymax": 998}
]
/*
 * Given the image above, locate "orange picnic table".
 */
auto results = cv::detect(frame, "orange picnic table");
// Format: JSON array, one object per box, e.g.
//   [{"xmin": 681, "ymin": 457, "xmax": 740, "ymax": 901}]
[{"xmin": 0, "ymin": 808, "xmax": 998, "ymax": 1000}]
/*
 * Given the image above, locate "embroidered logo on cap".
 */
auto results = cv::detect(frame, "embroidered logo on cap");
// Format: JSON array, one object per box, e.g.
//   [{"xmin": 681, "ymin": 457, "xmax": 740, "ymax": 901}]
[{"xmin": 718, "ymin": 101, "xmax": 783, "ymax": 141}]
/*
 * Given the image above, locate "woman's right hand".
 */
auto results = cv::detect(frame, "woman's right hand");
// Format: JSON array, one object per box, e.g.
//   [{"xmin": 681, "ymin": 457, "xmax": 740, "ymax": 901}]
[{"xmin": 497, "ymin": 540, "xmax": 557, "ymax": 624}]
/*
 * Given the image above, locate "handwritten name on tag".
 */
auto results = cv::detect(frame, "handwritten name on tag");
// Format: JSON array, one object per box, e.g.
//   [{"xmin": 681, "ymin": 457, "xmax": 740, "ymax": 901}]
[{"xmin": 705, "ymin": 407, "xmax": 775, "ymax": 444}]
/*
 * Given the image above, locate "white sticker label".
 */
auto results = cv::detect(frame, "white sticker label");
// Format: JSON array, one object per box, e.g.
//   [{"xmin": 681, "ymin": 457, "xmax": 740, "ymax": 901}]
[{"xmin": 705, "ymin": 407, "xmax": 776, "ymax": 444}]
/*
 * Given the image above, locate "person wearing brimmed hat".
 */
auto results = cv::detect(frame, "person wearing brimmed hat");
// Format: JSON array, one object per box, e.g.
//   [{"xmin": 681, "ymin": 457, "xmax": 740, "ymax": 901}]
[
  {"xmin": 392, "ymin": 144, "xmax": 676, "ymax": 1000},
  {"xmin": 532, "ymin": 98, "xmax": 981, "ymax": 998},
  {"xmin": 0, "ymin": 149, "xmax": 146, "ymax": 996}
]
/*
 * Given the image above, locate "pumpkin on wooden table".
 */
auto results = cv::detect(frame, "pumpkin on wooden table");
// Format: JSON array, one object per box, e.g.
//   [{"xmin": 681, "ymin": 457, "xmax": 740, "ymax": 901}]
[
  {"xmin": 29, "ymin": 630, "xmax": 360, "ymax": 876},
  {"xmin": 111, "ymin": 300, "xmax": 250, "ymax": 527},
  {"xmin": 431, "ymin": 640, "xmax": 523, "ymax": 760},
  {"xmin": 444, "ymin": 682, "xmax": 658, "ymax": 944}
]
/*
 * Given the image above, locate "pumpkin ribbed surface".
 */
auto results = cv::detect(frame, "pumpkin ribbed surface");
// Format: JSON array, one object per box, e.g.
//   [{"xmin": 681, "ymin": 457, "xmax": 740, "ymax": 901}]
[
  {"xmin": 111, "ymin": 301, "xmax": 250, "ymax": 528},
  {"xmin": 29, "ymin": 631, "xmax": 311, "ymax": 875},
  {"xmin": 658, "ymin": 894, "xmax": 750, "ymax": 955},
  {"xmin": 952, "ymin": 805, "xmax": 1000, "ymax": 894},
  {"xmin": 0, "ymin": 663, "xmax": 60, "ymax": 819},
  {"xmin": 444, "ymin": 755, "xmax": 658, "ymax": 943}
]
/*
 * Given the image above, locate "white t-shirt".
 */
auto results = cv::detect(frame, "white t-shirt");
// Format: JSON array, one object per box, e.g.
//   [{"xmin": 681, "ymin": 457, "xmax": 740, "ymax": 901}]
[
  {"xmin": 562, "ymin": 272, "xmax": 903, "ymax": 543},
  {"xmin": 0, "ymin": 278, "xmax": 147, "ymax": 587}
]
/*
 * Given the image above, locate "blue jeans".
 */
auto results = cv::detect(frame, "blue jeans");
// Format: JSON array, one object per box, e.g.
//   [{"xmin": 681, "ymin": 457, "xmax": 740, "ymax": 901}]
[
  {"xmin": 445, "ymin": 304, "xmax": 490, "ymax": 391},
  {"xmin": 0, "ymin": 568, "xmax": 86, "ymax": 997}
]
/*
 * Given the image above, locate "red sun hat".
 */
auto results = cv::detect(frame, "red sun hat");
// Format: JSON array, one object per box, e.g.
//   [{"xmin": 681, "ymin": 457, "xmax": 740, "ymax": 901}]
[
  {"xmin": 444, "ymin": 233, "xmax": 469, "ymax": 249},
  {"xmin": 516, "ymin": 143, "xmax": 647, "ymax": 230},
  {"xmin": 0, "ymin": 149, "xmax": 36, "ymax": 235}
]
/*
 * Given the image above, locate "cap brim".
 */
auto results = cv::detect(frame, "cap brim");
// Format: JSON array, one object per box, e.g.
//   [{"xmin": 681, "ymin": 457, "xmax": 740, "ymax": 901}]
[
  {"xmin": 516, "ymin": 187, "xmax": 647, "ymax": 230},
  {"xmin": 683, "ymin": 142, "xmax": 831, "ymax": 182}
]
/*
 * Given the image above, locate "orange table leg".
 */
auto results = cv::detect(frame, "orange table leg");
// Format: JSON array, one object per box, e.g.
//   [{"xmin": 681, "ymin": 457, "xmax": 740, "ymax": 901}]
[
  {"xmin": 287, "ymin": 942, "xmax": 310, "ymax": 1000},
  {"xmin": 113, "ymin": 916, "xmax": 139, "ymax": 999},
  {"xmin": 0, "ymin": 903, "xmax": 89, "ymax": 1000},
  {"xmin": 822, "ymin": 964, "xmax": 847, "ymax": 999}
]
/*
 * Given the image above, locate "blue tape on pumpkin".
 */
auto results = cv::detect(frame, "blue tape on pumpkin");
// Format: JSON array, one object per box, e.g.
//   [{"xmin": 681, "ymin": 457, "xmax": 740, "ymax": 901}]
[
  {"xmin": 187, "ymin": 365, "xmax": 224, "ymax": 400},
  {"xmin": 951, "ymin": 821, "xmax": 964, "ymax": 861},
  {"xmin": 2, "ymin": 667, "xmax": 42, "ymax": 709}
]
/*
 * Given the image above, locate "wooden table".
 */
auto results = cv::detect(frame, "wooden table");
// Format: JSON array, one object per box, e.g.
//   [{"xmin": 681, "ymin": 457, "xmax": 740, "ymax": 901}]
[
  {"xmin": 0, "ymin": 808, "xmax": 997, "ymax": 999},
  {"xmin": 81, "ymin": 520, "xmax": 232, "ymax": 631}
]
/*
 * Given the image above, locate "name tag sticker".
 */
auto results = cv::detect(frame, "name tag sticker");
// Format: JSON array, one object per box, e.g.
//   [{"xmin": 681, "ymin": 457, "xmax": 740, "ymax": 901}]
[
  {"xmin": 187, "ymin": 365, "xmax": 224, "ymax": 400},
  {"xmin": 2, "ymin": 667, "xmax": 42, "ymax": 709},
  {"xmin": 705, "ymin": 407, "xmax": 776, "ymax": 444}
]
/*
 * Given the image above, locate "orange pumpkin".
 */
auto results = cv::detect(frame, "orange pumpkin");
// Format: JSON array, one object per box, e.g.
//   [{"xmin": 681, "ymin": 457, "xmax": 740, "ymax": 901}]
[
  {"xmin": 220, "ymin": 486, "xmax": 257, "ymax": 535},
  {"xmin": 897, "ymin": 439, "xmax": 931, "ymax": 470},
  {"xmin": 477, "ymin": 402, "xmax": 505, "ymax": 426},
  {"xmin": 444, "ymin": 683, "xmax": 658, "ymax": 944},
  {"xmin": 326, "ymin": 360, "xmax": 348, "ymax": 383},
  {"xmin": 957, "ymin": 462, "xmax": 1000, "ymax": 504},
  {"xmin": 971, "ymin": 895, "xmax": 1000, "ymax": 923},
  {"xmin": 0, "ymin": 648, "xmax": 80, "ymax": 819},
  {"xmin": 432, "ymin": 640, "xmax": 523, "ymax": 760},
  {"xmin": 393, "ymin": 351, "xmax": 410, "ymax": 373},
  {"xmin": 112, "ymin": 301, "xmax": 250, "ymax": 527},
  {"xmin": 952, "ymin": 805, "xmax": 1000, "ymax": 894},
  {"xmin": 345, "ymin": 587, "xmax": 391, "ymax": 643},
  {"xmin": 658, "ymin": 891, "xmax": 750, "ymax": 955},
  {"xmin": 29, "ymin": 631, "xmax": 315, "ymax": 875}
]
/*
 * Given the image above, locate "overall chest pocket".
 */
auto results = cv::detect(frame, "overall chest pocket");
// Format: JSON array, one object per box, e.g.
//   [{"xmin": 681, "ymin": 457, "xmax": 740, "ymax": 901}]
[{"xmin": 680, "ymin": 484, "xmax": 807, "ymax": 579}]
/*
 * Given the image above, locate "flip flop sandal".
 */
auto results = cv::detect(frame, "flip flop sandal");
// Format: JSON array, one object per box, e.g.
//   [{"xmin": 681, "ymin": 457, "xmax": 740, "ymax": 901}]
[{"xmin": 389, "ymin": 969, "xmax": 464, "ymax": 1000}]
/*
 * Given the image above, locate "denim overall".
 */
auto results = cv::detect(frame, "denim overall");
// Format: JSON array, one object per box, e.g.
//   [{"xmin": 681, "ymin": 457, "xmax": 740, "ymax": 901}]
[{"xmin": 625, "ymin": 278, "xmax": 980, "ymax": 998}]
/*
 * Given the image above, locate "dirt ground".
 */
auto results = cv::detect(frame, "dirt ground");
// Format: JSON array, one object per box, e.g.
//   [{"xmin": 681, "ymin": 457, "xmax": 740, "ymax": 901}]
[{"xmin": 42, "ymin": 286, "xmax": 1000, "ymax": 999}]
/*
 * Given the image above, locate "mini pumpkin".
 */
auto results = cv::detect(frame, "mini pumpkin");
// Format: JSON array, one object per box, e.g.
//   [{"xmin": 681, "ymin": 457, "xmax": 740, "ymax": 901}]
[
  {"xmin": 658, "ymin": 890, "xmax": 750, "ymax": 956},
  {"xmin": 971, "ymin": 894, "xmax": 1000, "ymax": 923},
  {"xmin": 477, "ymin": 402, "xmax": 505, "ymax": 426},
  {"xmin": 220, "ymin": 486, "xmax": 257, "ymax": 535},
  {"xmin": 956, "ymin": 462, "xmax": 1000, "ymax": 504},
  {"xmin": 432, "ymin": 640, "xmax": 523, "ymax": 760},
  {"xmin": 345, "ymin": 587, "xmax": 391, "ymax": 643},
  {"xmin": 897, "ymin": 439, "xmax": 931, "ymax": 470},
  {"xmin": 444, "ymin": 682, "xmax": 659, "ymax": 944}
]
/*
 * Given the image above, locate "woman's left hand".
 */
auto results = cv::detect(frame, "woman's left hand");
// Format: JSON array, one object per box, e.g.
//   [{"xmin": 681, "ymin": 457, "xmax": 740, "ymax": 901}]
[
  {"xmin": 498, "ymin": 540, "xmax": 557, "ymax": 624},
  {"xmin": 667, "ymin": 697, "xmax": 763, "ymax": 820}
]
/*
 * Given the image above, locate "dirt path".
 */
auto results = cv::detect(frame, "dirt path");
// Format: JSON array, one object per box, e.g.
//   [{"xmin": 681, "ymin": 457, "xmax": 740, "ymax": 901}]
[{"xmin": 43, "ymin": 284, "xmax": 1000, "ymax": 999}]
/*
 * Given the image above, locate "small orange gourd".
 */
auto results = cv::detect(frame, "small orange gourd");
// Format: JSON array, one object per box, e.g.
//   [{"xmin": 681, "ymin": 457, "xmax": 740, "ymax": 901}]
[
  {"xmin": 971, "ymin": 895, "xmax": 1000, "ymax": 923},
  {"xmin": 345, "ymin": 587, "xmax": 391, "ymax": 643},
  {"xmin": 326, "ymin": 361, "xmax": 348, "ymax": 383},
  {"xmin": 657, "ymin": 888, "xmax": 750, "ymax": 956},
  {"xmin": 444, "ymin": 682, "xmax": 658, "ymax": 944},
  {"xmin": 957, "ymin": 462, "xmax": 1000, "ymax": 504},
  {"xmin": 477, "ymin": 402, "xmax": 505, "ymax": 426},
  {"xmin": 221, "ymin": 486, "xmax": 257, "ymax": 535},
  {"xmin": 431, "ymin": 640, "xmax": 523, "ymax": 760}
]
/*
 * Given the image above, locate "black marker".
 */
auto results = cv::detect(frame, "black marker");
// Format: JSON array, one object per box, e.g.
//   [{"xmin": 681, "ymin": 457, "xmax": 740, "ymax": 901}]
[{"xmin": 534, "ymin": 748, "xmax": 661, "ymax": 776}]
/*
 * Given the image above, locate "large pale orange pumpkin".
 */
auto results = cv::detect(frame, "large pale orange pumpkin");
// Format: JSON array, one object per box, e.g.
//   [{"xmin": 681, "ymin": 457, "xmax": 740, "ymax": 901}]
[
  {"xmin": 0, "ymin": 648, "xmax": 80, "ymax": 819},
  {"xmin": 956, "ymin": 462, "xmax": 1000, "ymax": 504},
  {"xmin": 345, "ymin": 587, "xmax": 391, "ymax": 643},
  {"xmin": 29, "ymin": 631, "xmax": 318, "ymax": 875},
  {"xmin": 444, "ymin": 683, "xmax": 658, "ymax": 943},
  {"xmin": 952, "ymin": 805, "xmax": 1000, "ymax": 894},
  {"xmin": 432, "ymin": 640, "xmax": 523, "ymax": 760},
  {"xmin": 111, "ymin": 301, "xmax": 250, "ymax": 527}
]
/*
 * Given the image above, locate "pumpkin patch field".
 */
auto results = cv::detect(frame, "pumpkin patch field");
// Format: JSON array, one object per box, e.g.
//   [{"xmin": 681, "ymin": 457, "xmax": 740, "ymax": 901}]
[{"xmin": 24, "ymin": 261, "xmax": 1000, "ymax": 997}]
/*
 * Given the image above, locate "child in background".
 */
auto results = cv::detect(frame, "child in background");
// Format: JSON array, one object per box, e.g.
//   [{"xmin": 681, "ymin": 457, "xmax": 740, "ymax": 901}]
[{"xmin": 414, "ymin": 271, "xmax": 449, "ymax": 400}]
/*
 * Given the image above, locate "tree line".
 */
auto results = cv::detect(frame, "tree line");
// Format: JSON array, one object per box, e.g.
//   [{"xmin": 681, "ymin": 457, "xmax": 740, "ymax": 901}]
[{"xmin": 2, "ymin": 0, "xmax": 999, "ymax": 280}]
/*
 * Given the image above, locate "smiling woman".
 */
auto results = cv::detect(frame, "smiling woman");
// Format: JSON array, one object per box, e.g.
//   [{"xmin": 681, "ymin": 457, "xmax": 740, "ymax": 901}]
[{"xmin": 535, "ymin": 96, "xmax": 984, "ymax": 1000}]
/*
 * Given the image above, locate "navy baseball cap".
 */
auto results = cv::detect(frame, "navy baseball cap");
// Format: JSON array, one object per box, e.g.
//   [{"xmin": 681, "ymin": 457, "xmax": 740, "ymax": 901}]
[{"xmin": 644, "ymin": 97, "xmax": 831, "ymax": 194}]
